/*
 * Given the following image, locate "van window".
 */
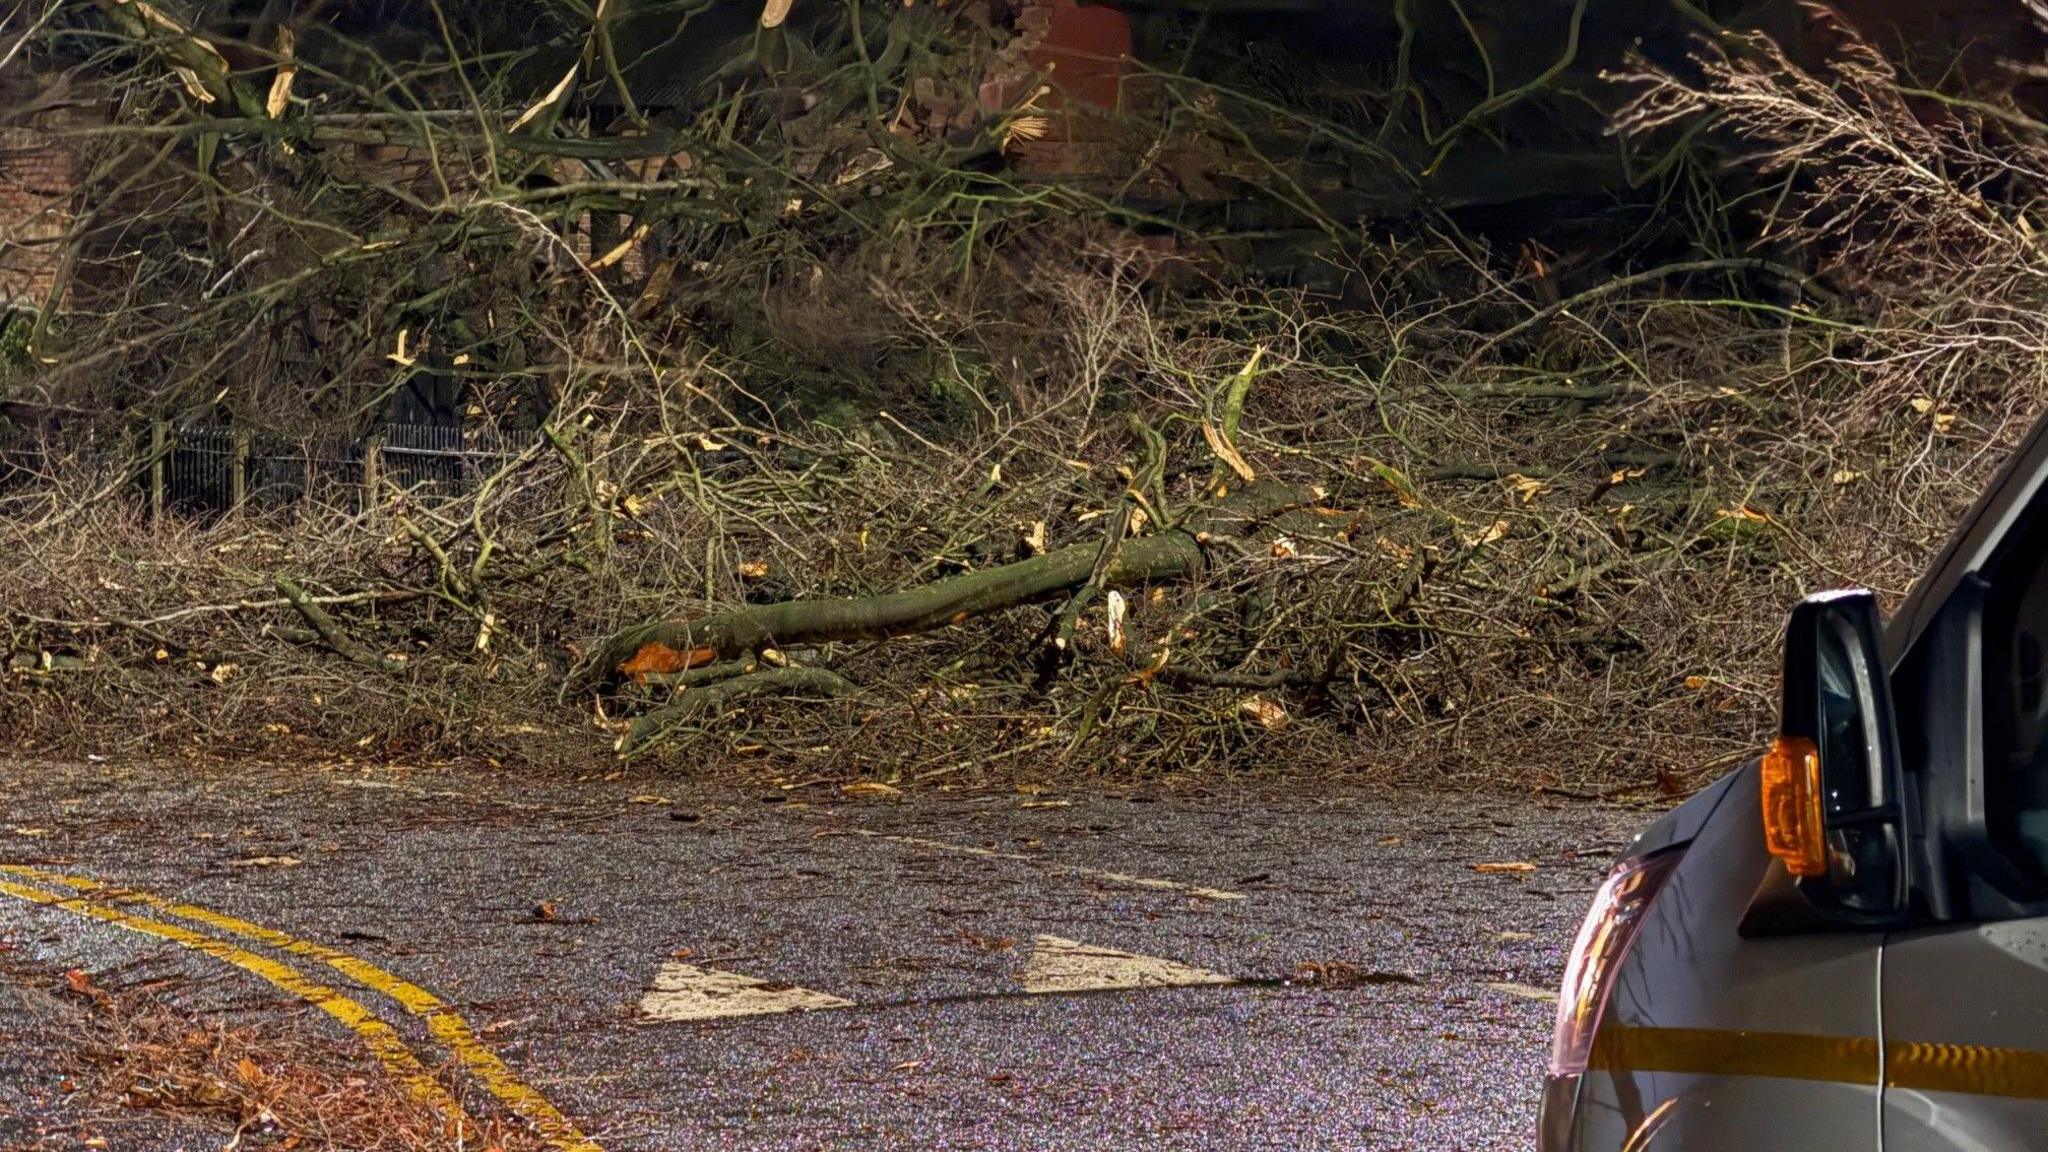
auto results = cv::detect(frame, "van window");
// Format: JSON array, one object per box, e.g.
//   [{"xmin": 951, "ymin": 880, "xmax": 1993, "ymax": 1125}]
[{"xmin": 1983, "ymin": 513, "xmax": 2048, "ymax": 886}]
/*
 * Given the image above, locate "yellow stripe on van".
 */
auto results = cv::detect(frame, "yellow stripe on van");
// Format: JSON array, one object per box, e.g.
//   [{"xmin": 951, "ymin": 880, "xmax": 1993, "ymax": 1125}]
[
  {"xmin": 1591, "ymin": 1025, "xmax": 1881, "ymax": 1086},
  {"xmin": 1888, "ymin": 1039, "xmax": 2048, "ymax": 1099},
  {"xmin": 1592, "ymin": 1025, "xmax": 2048, "ymax": 1100}
]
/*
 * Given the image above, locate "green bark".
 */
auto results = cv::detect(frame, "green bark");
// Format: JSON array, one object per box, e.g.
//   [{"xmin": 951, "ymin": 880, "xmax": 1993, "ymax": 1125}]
[
  {"xmin": 586, "ymin": 483, "xmax": 1308, "ymax": 692},
  {"xmin": 624, "ymin": 667, "xmax": 857, "ymax": 753}
]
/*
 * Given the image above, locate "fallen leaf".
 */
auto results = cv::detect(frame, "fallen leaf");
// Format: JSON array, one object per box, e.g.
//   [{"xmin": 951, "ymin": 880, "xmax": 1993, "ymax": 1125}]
[
  {"xmin": 1239, "ymin": 695, "xmax": 1288, "ymax": 730},
  {"xmin": 833, "ymin": 148, "xmax": 895, "ymax": 187},
  {"xmin": 1366, "ymin": 459, "xmax": 1422, "ymax": 508},
  {"xmin": 1494, "ymin": 930, "xmax": 1534, "ymax": 942},
  {"xmin": 1292, "ymin": 961, "xmax": 1421, "ymax": 987},
  {"xmin": 1831, "ymin": 469, "xmax": 1862, "ymax": 486},
  {"xmin": 1714, "ymin": 505, "xmax": 1770, "ymax": 524},
  {"xmin": 841, "ymin": 781, "xmax": 902, "ymax": 798},
  {"xmin": 739, "ymin": 560, "xmax": 771, "ymax": 580},
  {"xmin": 533, "ymin": 901, "xmax": 558, "ymax": 922},
  {"xmin": 209, "ymin": 662, "xmax": 237, "ymax": 685},
  {"xmin": 1460, "ymin": 519, "xmax": 1509, "ymax": 549},
  {"xmin": 618, "ymin": 641, "xmax": 719, "ymax": 682},
  {"xmin": 230, "ymin": 855, "xmax": 302, "ymax": 868},
  {"xmin": 1104, "ymin": 590, "xmax": 1128, "ymax": 654},
  {"xmin": 627, "ymin": 794, "xmax": 671, "ymax": 806},
  {"xmin": 1472, "ymin": 861, "xmax": 1538, "ymax": 874}
]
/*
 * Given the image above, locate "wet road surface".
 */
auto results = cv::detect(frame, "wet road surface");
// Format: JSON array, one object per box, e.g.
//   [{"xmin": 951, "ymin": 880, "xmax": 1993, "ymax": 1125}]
[{"xmin": 0, "ymin": 760, "xmax": 1647, "ymax": 1150}]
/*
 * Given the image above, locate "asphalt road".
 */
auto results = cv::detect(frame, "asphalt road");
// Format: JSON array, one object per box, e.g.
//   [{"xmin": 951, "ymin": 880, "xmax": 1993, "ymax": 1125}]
[{"xmin": 0, "ymin": 759, "xmax": 1645, "ymax": 1150}]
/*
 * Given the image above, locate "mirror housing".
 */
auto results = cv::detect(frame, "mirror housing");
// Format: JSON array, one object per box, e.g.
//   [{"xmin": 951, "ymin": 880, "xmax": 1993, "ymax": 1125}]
[{"xmin": 1750, "ymin": 589, "xmax": 1909, "ymax": 929}]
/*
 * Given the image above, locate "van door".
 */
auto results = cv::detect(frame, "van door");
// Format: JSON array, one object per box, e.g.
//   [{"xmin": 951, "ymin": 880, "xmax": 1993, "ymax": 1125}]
[
  {"xmin": 1883, "ymin": 455, "xmax": 2048, "ymax": 1147},
  {"xmin": 1879, "ymin": 922, "xmax": 2048, "ymax": 1148}
]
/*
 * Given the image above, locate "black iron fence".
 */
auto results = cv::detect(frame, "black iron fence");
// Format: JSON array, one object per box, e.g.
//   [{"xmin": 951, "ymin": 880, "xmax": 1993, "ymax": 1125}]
[
  {"xmin": 376, "ymin": 421, "xmax": 511, "ymax": 502},
  {"xmin": 0, "ymin": 416, "xmax": 523, "ymax": 519}
]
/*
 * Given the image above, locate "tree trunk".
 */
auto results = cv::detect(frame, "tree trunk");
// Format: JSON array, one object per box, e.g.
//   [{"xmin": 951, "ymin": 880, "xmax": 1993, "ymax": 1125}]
[{"xmin": 584, "ymin": 482, "xmax": 1308, "ymax": 692}]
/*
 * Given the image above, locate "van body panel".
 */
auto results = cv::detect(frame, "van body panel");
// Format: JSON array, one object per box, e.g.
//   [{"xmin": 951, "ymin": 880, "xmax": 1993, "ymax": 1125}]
[
  {"xmin": 1570, "ymin": 766, "xmax": 1883, "ymax": 1149},
  {"xmin": 1879, "ymin": 920, "xmax": 2048, "ymax": 1150}
]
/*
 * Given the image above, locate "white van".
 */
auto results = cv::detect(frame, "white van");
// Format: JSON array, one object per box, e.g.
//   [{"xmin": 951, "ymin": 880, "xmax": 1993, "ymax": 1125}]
[{"xmin": 1541, "ymin": 410, "xmax": 2048, "ymax": 1149}]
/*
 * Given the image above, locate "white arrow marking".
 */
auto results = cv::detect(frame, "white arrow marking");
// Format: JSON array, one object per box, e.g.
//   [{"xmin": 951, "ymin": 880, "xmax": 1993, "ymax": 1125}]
[
  {"xmin": 844, "ymin": 831, "xmax": 1246, "ymax": 900},
  {"xmin": 1018, "ymin": 935, "xmax": 1235, "ymax": 994},
  {"xmin": 640, "ymin": 962, "xmax": 853, "ymax": 1021}
]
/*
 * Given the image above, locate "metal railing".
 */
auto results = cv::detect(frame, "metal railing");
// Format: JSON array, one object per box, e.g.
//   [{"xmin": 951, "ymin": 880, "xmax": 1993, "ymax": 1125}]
[{"xmin": 0, "ymin": 416, "xmax": 522, "ymax": 519}]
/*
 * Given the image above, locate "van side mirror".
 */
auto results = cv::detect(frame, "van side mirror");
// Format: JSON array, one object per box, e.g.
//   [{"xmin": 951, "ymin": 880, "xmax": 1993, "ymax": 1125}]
[{"xmin": 1760, "ymin": 589, "xmax": 1908, "ymax": 921}]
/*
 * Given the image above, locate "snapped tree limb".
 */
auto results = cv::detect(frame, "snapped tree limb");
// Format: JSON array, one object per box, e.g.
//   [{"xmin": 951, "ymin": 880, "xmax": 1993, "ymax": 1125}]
[
  {"xmin": 275, "ymin": 577, "xmax": 406, "ymax": 674},
  {"xmin": 583, "ymin": 482, "xmax": 1312, "ymax": 694}
]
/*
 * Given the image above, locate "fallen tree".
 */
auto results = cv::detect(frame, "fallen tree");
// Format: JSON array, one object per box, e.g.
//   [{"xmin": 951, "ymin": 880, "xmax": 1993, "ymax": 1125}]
[
  {"xmin": 16, "ymin": 4, "xmax": 2045, "ymax": 792},
  {"xmin": 586, "ymin": 478, "xmax": 1320, "ymax": 754}
]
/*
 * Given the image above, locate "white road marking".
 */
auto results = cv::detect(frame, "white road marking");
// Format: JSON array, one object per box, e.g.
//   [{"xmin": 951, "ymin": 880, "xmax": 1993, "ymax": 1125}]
[
  {"xmin": 1019, "ymin": 935, "xmax": 1235, "ymax": 994},
  {"xmin": 639, "ymin": 962, "xmax": 853, "ymax": 1021},
  {"xmin": 847, "ymin": 831, "xmax": 1246, "ymax": 901},
  {"xmin": 1483, "ymin": 981, "xmax": 1559, "ymax": 1002},
  {"xmin": 331, "ymin": 776, "xmax": 546, "ymax": 812}
]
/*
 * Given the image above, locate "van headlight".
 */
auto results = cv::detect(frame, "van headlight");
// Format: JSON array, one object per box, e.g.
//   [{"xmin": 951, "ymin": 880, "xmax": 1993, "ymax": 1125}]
[{"xmin": 1549, "ymin": 846, "xmax": 1684, "ymax": 1076}]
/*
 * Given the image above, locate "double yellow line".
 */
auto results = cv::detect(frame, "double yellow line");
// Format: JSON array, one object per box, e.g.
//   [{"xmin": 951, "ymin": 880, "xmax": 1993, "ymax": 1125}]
[{"xmin": 0, "ymin": 864, "xmax": 604, "ymax": 1152}]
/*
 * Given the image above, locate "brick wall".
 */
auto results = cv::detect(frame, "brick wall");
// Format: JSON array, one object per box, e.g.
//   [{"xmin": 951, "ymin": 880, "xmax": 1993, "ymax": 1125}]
[{"xmin": 0, "ymin": 77, "xmax": 94, "ymax": 311}]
